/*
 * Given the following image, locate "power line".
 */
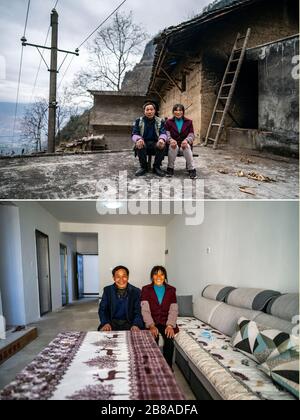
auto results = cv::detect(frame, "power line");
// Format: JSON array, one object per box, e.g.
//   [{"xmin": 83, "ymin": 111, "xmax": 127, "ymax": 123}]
[
  {"xmin": 57, "ymin": 0, "xmax": 128, "ymax": 90},
  {"xmin": 13, "ymin": 0, "xmax": 31, "ymax": 140},
  {"xmin": 57, "ymin": 55, "xmax": 75, "ymax": 90},
  {"xmin": 77, "ymin": 0, "xmax": 127, "ymax": 49},
  {"xmin": 23, "ymin": 0, "xmax": 31, "ymax": 37}
]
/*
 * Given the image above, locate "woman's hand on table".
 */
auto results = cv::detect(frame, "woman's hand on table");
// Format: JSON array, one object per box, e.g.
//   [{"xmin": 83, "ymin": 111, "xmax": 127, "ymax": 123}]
[
  {"xmin": 101, "ymin": 324, "xmax": 112, "ymax": 332},
  {"xmin": 165, "ymin": 325, "xmax": 175, "ymax": 339},
  {"xmin": 149, "ymin": 325, "xmax": 159, "ymax": 339}
]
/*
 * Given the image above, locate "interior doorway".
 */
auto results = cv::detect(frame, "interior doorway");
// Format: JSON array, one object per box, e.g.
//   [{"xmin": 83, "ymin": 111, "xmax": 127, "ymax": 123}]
[
  {"xmin": 35, "ymin": 230, "xmax": 52, "ymax": 316},
  {"xmin": 60, "ymin": 244, "xmax": 68, "ymax": 306},
  {"xmin": 76, "ymin": 254, "xmax": 99, "ymax": 299}
]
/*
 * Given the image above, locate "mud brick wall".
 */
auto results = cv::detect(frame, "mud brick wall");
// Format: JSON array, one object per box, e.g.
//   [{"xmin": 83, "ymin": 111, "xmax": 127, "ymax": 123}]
[
  {"xmin": 92, "ymin": 126, "xmax": 133, "ymax": 151},
  {"xmin": 90, "ymin": 94, "xmax": 146, "ymax": 150},
  {"xmin": 90, "ymin": 95, "xmax": 146, "ymax": 127},
  {"xmin": 159, "ymin": 64, "xmax": 202, "ymax": 142},
  {"xmin": 256, "ymin": 37, "xmax": 299, "ymax": 139}
]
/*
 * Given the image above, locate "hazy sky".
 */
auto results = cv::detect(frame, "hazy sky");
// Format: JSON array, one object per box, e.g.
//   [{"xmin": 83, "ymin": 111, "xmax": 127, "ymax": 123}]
[{"xmin": 0, "ymin": 0, "xmax": 211, "ymax": 103}]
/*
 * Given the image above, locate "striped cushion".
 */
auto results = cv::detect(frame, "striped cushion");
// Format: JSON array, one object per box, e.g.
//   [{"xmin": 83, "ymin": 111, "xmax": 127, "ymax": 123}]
[
  {"xmin": 266, "ymin": 294, "xmax": 299, "ymax": 322},
  {"xmin": 202, "ymin": 285, "xmax": 236, "ymax": 302},
  {"xmin": 226, "ymin": 288, "xmax": 280, "ymax": 311}
]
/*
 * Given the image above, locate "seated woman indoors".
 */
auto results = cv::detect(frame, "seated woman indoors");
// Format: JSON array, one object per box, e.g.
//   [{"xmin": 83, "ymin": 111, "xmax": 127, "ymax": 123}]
[
  {"xmin": 98, "ymin": 266, "xmax": 144, "ymax": 332},
  {"xmin": 132, "ymin": 102, "xmax": 167, "ymax": 178},
  {"xmin": 141, "ymin": 266, "xmax": 179, "ymax": 368},
  {"xmin": 165, "ymin": 104, "xmax": 197, "ymax": 180}
]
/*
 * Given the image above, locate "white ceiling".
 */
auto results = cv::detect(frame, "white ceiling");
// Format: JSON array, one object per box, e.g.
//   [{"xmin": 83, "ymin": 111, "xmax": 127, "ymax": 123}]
[{"xmin": 39, "ymin": 201, "xmax": 174, "ymax": 226}]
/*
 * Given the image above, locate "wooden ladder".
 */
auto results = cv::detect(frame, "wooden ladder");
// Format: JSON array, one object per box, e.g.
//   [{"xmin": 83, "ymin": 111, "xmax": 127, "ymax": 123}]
[{"xmin": 204, "ymin": 28, "xmax": 251, "ymax": 150}]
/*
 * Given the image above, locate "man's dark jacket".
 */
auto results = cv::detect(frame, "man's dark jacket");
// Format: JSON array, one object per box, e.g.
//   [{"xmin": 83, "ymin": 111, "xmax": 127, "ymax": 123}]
[{"xmin": 98, "ymin": 284, "xmax": 144, "ymax": 329}]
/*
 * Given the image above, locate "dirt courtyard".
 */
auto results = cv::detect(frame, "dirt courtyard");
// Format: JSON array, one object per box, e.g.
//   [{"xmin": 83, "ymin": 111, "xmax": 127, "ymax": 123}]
[{"xmin": 0, "ymin": 145, "xmax": 298, "ymax": 200}]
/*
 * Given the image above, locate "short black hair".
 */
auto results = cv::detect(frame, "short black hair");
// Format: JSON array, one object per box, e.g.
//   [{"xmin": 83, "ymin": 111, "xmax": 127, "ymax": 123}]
[
  {"xmin": 112, "ymin": 266, "xmax": 129, "ymax": 277},
  {"xmin": 150, "ymin": 266, "xmax": 168, "ymax": 282},
  {"xmin": 143, "ymin": 101, "xmax": 157, "ymax": 111},
  {"xmin": 172, "ymin": 104, "xmax": 185, "ymax": 114}
]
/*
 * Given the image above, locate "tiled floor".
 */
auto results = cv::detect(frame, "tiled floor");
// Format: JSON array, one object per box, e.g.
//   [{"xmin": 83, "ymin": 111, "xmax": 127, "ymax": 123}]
[{"xmin": 0, "ymin": 299, "xmax": 196, "ymax": 400}]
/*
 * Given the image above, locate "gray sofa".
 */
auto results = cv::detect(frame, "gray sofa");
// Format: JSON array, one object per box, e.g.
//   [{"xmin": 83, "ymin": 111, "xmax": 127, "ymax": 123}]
[{"xmin": 175, "ymin": 285, "xmax": 299, "ymax": 400}]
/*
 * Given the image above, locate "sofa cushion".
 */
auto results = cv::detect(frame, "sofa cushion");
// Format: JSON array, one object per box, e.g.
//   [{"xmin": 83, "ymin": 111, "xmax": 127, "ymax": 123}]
[
  {"xmin": 231, "ymin": 318, "xmax": 296, "ymax": 364},
  {"xmin": 193, "ymin": 296, "xmax": 223, "ymax": 325},
  {"xmin": 266, "ymin": 294, "xmax": 299, "ymax": 322},
  {"xmin": 177, "ymin": 317, "xmax": 208, "ymax": 330},
  {"xmin": 175, "ymin": 325, "xmax": 295, "ymax": 400},
  {"xmin": 177, "ymin": 296, "xmax": 194, "ymax": 317},
  {"xmin": 202, "ymin": 285, "xmax": 236, "ymax": 302},
  {"xmin": 259, "ymin": 347, "xmax": 299, "ymax": 399},
  {"xmin": 226, "ymin": 288, "xmax": 280, "ymax": 311},
  {"xmin": 209, "ymin": 304, "xmax": 260, "ymax": 337}
]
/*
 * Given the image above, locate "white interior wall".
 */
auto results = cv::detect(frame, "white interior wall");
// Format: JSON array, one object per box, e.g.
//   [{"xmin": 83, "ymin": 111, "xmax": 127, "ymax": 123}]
[
  {"xmin": 60, "ymin": 223, "xmax": 166, "ymax": 295},
  {"xmin": 0, "ymin": 204, "xmax": 26, "ymax": 325},
  {"xmin": 76, "ymin": 235, "xmax": 98, "ymax": 255},
  {"xmin": 16, "ymin": 202, "xmax": 62, "ymax": 324},
  {"xmin": 166, "ymin": 201, "xmax": 299, "ymax": 297}
]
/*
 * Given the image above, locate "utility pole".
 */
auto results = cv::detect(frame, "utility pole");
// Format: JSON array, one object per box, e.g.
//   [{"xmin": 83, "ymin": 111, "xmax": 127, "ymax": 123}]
[
  {"xmin": 48, "ymin": 9, "xmax": 58, "ymax": 153},
  {"xmin": 21, "ymin": 9, "xmax": 79, "ymax": 153}
]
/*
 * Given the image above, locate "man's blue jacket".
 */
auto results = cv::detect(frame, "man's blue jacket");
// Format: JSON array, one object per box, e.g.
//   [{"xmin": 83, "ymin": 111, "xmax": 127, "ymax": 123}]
[{"xmin": 98, "ymin": 284, "xmax": 144, "ymax": 329}]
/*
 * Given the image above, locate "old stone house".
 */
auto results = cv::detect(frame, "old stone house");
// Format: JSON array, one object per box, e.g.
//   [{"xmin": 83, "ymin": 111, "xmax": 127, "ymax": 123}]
[
  {"xmin": 88, "ymin": 41, "xmax": 156, "ymax": 151},
  {"xmin": 147, "ymin": 0, "xmax": 299, "ymax": 155}
]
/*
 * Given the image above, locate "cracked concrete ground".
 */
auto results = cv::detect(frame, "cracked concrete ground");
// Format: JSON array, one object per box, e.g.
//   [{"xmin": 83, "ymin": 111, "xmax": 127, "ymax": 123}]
[{"xmin": 0, "ymin": 146, "xmax": 298, "ymax": 200}]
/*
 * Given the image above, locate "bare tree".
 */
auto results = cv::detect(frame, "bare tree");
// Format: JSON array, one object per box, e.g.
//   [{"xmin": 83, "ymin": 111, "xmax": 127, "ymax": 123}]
[
  {"xmin": 21, "ymin": 99, "xmax": 48, "ymax": 152},
  {"xmin": 73, "ymin": 11, "xmax": 148, "ymax": 93},
  {"xmin": 56, "ymin": 92, "xmax": 78, "ymax": 143}
]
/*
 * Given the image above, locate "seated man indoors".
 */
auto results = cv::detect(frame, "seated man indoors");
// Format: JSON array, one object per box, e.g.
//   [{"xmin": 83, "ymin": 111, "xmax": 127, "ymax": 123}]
[
  {"xmin": 98, "ymin": 266, "xmax": 144, "ymax": 332},
  {"xmin": 132, "ymin": 102, "xmax": 167, "ymax": 177}
]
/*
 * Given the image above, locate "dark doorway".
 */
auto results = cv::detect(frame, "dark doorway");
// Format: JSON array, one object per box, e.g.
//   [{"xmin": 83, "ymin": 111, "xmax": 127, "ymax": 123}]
[
  {"xmin": 232, "ymin": 59, "xmax": 259, "ymax": 129},
  {"xmin": 35, "ymin": 230, "xmax": 52, "ymax": 316},
  {"xmin": 60, "ymin": 244, "xmax": 68, "ymax": 306}
]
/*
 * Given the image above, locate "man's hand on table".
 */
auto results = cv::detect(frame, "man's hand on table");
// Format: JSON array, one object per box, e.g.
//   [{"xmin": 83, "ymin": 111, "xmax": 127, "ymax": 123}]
[
  {"xmin": 131, "ymin": 326, "xmax": 140, "ymax": 333},
  {"xmin": 101, "ymin": 324, "xmax": 112, "ymax": 332}
]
